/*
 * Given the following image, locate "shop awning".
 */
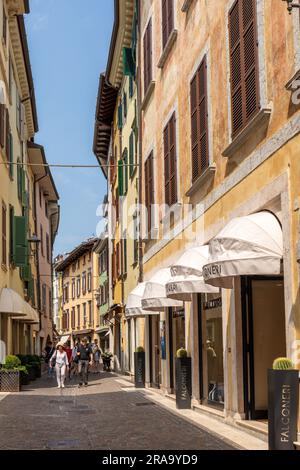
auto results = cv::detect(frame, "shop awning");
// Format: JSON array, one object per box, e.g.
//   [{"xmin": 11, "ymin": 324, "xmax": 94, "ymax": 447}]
[
  {"xmin": 203, "ymin": 211, "xmax": 283, "ymax": 288},
  {"xmin": 72, "ymin": 329, "xmax": 93, "ymax": 336},
  {"xmin": 12, "ymin": 302, "xmax": 39, "ymax": 324},
  {"xmin": 142, "ymin": 269, "xmax": 183, "ymax": 312},
  {"xmin": 59, "ymin": 335, "xmax": 71, "ymax": 344},
  {"xmin": 166, "ymin": 274, "xmax": 219, "ymax": 301},
  {"xmin": 125, "ymin": 283, "xmax": 160, "ymax": 317},
  {"xmin": 0, "ymin": 288, "xmax": 28, "ymax": 317},
  {"xmin": 170, "ymin": 245, "xmax": 212, "ymax": 277}
]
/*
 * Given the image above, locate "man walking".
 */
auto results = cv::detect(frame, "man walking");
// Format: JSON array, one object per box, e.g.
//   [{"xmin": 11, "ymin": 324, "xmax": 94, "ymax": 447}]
[
  {"xmin": 92, "ymin": 338, "xmax": 101, "ymax": 374},
  {"xmin": 76, "ymin": 337, "xmax": 93, "ymax": 387}
]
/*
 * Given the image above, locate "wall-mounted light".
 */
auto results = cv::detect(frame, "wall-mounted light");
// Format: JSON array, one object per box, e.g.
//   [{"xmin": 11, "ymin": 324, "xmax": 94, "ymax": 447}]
[
  {"xmin": 28, "ymin": 235, "xmax": 41, "ymax": 257},
  {"xmin": 282, "ymin": 0, "xmax": 300, "ymax": 14}
]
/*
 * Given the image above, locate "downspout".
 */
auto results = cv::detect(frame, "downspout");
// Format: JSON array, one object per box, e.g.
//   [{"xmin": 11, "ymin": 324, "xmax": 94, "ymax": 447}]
[{"xmin": 137, "ymin": 0, "xmax": 143, "ymax": 284}]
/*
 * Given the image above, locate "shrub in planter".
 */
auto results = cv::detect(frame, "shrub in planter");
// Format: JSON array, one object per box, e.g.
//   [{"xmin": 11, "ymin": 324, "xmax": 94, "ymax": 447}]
[
  {"xmin": 134, "ymin": 347, "xmax": 145, "ymax": 388},
  {"xmin": 0, "ymin": 356, "xmax": 23, "ymax": 392},
  {"xmin": 175, "ymin": 348, "xmax": 192, "ymax": 410},
  {"xmin": 29, "ymin": 362, "xmax": 41, "ymax": 378},
  {"xmin": 102, "ymin": 352, "xmax": 113, "ymax": 371},
  {"xmin": 268, "ymin": 357, "xmax": 299, "ymax": 450},
  {"xmin": 26, "ymin": 364, "xmax": 36, "ymax": 381},
  {"xmin": 4, "ymin": 355, "xmax": 21, "ymax": 369},
  {"xmin": 19, "ymin": 366, "xmax": 30, "ymax": 386}
]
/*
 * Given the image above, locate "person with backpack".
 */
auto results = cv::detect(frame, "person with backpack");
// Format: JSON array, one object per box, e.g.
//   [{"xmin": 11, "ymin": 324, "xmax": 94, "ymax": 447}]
[
  {"xmin": 76, "ymin": 337, "xmax": 93, "ymax": 387},
  {"xmin": 50, "ymin": 342, "xmax": 69, "ymax": 389},
  {"xmin": 92, "ymin": 338, "xmax": 101, "ymax": 374}
]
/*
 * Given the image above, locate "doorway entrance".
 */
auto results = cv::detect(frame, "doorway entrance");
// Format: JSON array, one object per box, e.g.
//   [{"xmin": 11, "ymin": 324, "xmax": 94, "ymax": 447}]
[
  {"xmin": 241, "ymin": 276, "xmax": 286, "ymax": 420},
  {"xmin": 149, "ymin": 315, "xmax": 161, "ymax": 388}
]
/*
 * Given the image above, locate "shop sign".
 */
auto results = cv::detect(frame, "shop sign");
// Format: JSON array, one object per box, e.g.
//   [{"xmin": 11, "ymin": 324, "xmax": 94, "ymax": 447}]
[
  {"xmin": 203, "ymin": 264, "xmax": 222, "ymax": 279},
  {"xmin": 203, "ymin": 297, "xmax": 222, "ymax": 310}
]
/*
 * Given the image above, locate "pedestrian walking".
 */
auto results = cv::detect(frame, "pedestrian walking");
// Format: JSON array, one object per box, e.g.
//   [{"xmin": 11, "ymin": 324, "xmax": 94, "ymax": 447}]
[
  {"xmin": 92, "ymin": 338, "xmax": 101, "ymax": 374},
  {"xmin": 44, "ymin": 341, "xmax": 55, "ymax": 379},
  {"xmin": 76, "ymin": 337, "xmax": 93, "ymax": 387},
  {"xmin": 50, "ymin": 342, "xmax": 69, "ymax": 389},
  {"xmin": 64, "ymin": 341, "xmax": 73, "ymax": 380}
]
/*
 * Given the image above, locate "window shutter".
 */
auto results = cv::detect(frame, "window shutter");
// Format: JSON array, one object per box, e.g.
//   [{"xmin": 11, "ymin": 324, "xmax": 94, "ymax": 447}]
[
  {"xmin": 129, "ymin": 131, "xmax": 134, "ymax": 177},
  {"xmin": 5, "ymin": 109, "xmax": 10, "ymax": 161},
  {"xmin": 21, "ymin": 263, "xmax": 31, "ymax": 282},
  {"xmin": 229, "ymin": 0, "xmax": 259, "ymax": 138},
  {"xmin": 118, "ymin": 160, "xmax": 124, "ymax": 196},
  {"xmin": 122, "ymin": 47, "xmax": 135, "ymax": 76},
  {"xmin": 123, "ymin": 149, "xmax": 128, "ymax": 194},
  {"xmin": 118, "ymin": 103, "xmax": 123, "ymax": 129},
  {"xmin": 190, "ymin": 55, "xmax": 209, "ymax": 182},
  {"xmin": 0, "ymin": 104, "xmax": 5, "ymax": 148},
  {"xmin": 13, "ymin": 216, "xmax": 27, "ymax": 267},
  {"xmin": 145, "ymin": 152, "xmax": 154, "ymax": 233},
  {"xmin": 164, "ymin": 113, "xmax": 177, "ymax": 206},
  {"xmin": 162, "ymin": 0, "xmax": 174, "ymax": 49},
  {"xmin": 144, "ymin": 19, "xmax": 152, "ymax": 92},
  {"xmin": 9, "ymin": 133, "xmax": 13, "ymax": 178}
]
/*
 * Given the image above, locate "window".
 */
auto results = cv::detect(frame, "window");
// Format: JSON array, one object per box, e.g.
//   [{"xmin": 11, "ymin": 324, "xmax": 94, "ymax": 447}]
[
  {"xmin": 2, "ymin": 5, "xmax": 7, "ymax": 46},
  {"xmin": 5, "ymin": 109, "xmax": 10, "ymax": 160},
  {"xmin": 143, "ymin": 19, "xmax": 153, "ymax": 93},
  {"xmin": 144, "ymin": 151, "xmax": 154, "ymax": 233},
  {"xmin": 49, "ymin": 290, "xmax": 52, "ymax": 318},
  {"xmin": 122, "ymin": 149, "xmax": 128, "ymax": 194},
  {"xmin": 83, "ymin": 303, "xmax": 87, "ymax": 326},
  {"xmin": 164, "ymin": 112, "xmax": 177, "ymax": 206},
  {"xmin": 76, "ymin": 276, "xmax": 81, "ymax": 297},
  {"xmin": 133, "ymin": 213, "xmax": 138, "ymax": 265},
  {"xmin": 83, "ymin": 255, "xmax": 86, "ymax": 266},
  {"xmin": 77, "ymin": 305, "xmax": 81, "ymax": 327},
  {"xmin": 88, "ymin": 301, "xmax": 93, "ymax": 325},
  {"xmin": 129, "ymin": 130, "xmax": 136, "ymax": 178},
  {"xmin": 9, "ymin": 205, "xmax": 14, "ymax": 264},
  {"xmin": 71, "ymin": 307, "xmax": 75, "ymax": 329},
  {"xmin": 46, "ymin": 233, "xmax": 50, "ymax": 263},
  {"xmin": 2, "ymin": 202, "xmax": 7, "ymax": 267},
  {"xmin": 72, "ymin": 278, "xmax": 75, "ymax": 299},
  {"xmin": 42, "ymin": 284, "xmax": 47, "ymax": 312},
  {"xmin": 116, "ymin": 242, "xmax": 121, "ymax": 278},
  {"xmin": 77, "ymin": 259, "xmax": 80, "ymax": 269},
  {"xmin": 129, "ymin": 76, "xmax": 134, "ymax": 98},
  {"xmin": 190, "ymin": 55, "xmax": 209, "ymax": 182},
  {"xmin": 123, "ymin": 92, "xmax": 127, "ymax": 119},
  {"xmin": 99, "ymin": 248, "xmax": 107, "ymax": 274},
  {"xmin": 87, "ymin": 269, "xmax": 92, "ymax": 292},
  {"xmin": 0, "ymin": 104, "xmax": 5, "ymax": 148},
  {"xmin": 40, "ymin": 225, "xmax": 44, "ymax": 256},
  {"xmin": 118, "ymin": 103, "xmax": 123, "ymax": 129},
  {"xmin": 123, "ymin": 235, "xmax": 127, "ymax": 276},
  {"xmin": 229, "ymin": 0, "xmax": 259, "ymax": 138},
  {"xmin": 82, "ymin": 272, "xmax": 87, "ymax": 295},
  {"xmin": 162, "ymin": 0, "xmax": 174, "ymax": 49}
]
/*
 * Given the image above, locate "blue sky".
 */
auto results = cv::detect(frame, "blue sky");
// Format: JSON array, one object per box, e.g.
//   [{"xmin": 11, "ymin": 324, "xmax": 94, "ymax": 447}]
[{"xmin": 26, "ymin": 0, "xmax": 114, "ymax": 256}]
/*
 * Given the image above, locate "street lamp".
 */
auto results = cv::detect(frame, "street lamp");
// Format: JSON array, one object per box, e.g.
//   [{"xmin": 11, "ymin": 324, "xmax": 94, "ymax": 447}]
[
  {"xmin": 28, "ymin": 234, "xmax": 40, "ymax": 257},
  {"xmin": 282, "ymin": 0, "xmax": 300, "ymax": 14}
]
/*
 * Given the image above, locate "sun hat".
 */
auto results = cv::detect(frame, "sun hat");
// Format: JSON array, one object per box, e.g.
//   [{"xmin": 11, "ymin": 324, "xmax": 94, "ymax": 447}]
[{"xmin": 56, "ymin": 341, "xmax": 65, "ymax": 348}]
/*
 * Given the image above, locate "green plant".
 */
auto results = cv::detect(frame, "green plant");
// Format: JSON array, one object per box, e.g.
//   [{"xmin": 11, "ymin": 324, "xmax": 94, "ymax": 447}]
[
  {"xmin": 17, "ymin": 366, "xmax": 28, "ymax": 375},
  {"xmin": 102, "ymin": 352, "xmax": 113, "ymax": 359},
  {"xmin": 176, "ymin": 348, "xmax": 188, "ymax": 358},
  {"xmin": 16, "ymin": 354, "xmax": 28, "ymax": 365},
  {"xmin": 4, "ymin": 355, "xmax": 21, "ymax": 369},
  {"xmin": 136, "ymin": 346, "xmax": 144, "ymax": 353},
  {"xmin": 273, "ymin": 357, "xmax": 294, "ymax": 370}
]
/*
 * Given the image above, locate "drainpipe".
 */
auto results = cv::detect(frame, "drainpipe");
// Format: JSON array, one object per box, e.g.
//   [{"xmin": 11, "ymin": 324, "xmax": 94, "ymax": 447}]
[{"xmin": 137, "ymin": 0, "xmax": 143, "ymax": 284}]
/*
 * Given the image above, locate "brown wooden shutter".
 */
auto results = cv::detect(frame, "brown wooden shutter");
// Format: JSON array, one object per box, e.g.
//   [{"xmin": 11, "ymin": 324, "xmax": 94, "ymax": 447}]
[
  {"xmin": 144, "ymin": 19, "xmax": 152, "ymax": 92},
  {"xmin": 0, "ymin": 104, "xmax": 5, "ymax": 148},
  {"xmin": 162, "ymin": 0, "xmax": 174, "ymax": 49},
  {"xmin": 5, "ymin": 109, "xmax": 10, "ymax": 161},
  {"xmin": 229, "ymin": 0, "xmax": 259, "ymax": 138},
  {"xmin": 164, "ymin": 113, "xmax": 177, "ymax": 205},
  {"xmin": 190, "ymin": 55, "xmax": 209, "ymax": 182},
  {"xmin": 145, "ymin": 151, "xmax": 154, "ymax": 233}
]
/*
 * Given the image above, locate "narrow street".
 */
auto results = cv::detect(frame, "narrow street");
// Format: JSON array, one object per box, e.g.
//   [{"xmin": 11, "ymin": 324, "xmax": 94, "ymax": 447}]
[{"xmin": 0, "ymin": 373, "xmax": 236, "ymax": 451}]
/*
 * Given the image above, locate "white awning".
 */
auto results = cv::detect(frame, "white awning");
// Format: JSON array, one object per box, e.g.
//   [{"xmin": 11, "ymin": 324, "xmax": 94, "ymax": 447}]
[
  {"xmin": 0, "ymin": 288, "xmax": 27, "ymax": 317},
  {"xmin": 142, "ymin": 268, "xmax": 183, "ymax": 312},
  {"xmin": 166, "ymin": 274, "xmax": 219, "ymax": 301},
  {"xmin": 12, "ymin": 301, "xmax": 39, "ymax": 324},
  {"xmin": 60, "ymin": 335, "xmax": 70, "ymax": 344},
  {"xmin": 170, "ymin": 245, "xmax": 211, "ymax": 277},
  {"xmin": 125, "ymin": 283, "xmax": 160, "ymax": 317},
  {"xmin": 203, "ymin": 211, "xmax": 283, "ymax": 288}
]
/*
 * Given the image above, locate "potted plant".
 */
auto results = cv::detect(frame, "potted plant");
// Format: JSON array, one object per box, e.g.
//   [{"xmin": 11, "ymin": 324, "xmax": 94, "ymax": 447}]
[
  {"xmin": 19, "ymin": 366, "xmax": 30, "ymax": 386},
  {"xmin": 134, "ymin": 347, "xmax": 145, "ymax": 388},
  {"xmin": 175, "ymin": 348, "xmax": 192, "ymax": 410},
  {"xmin": 102, "ymin": 352, "xmax": 113, "ymax": 371},
  {"xmin": 0, "ymin": 355, "xmax": 22, "ymax": 392},
  {"xmin": 27, "ymin": 355, "xmax": 41, "ymax": 379},
  {"xmin": 268, "ymin": 357, "xmax": 299, "ymax": 450}
]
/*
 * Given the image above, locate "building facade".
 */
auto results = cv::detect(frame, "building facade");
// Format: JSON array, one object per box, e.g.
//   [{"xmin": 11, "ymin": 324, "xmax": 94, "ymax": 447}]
[
  {"xmin": 55, "ymin": 238, "xmax": 99, "ymax": 345},
  {"xmin": 0, "ymin": 1, "xmax": 59, "ymax": 360}
]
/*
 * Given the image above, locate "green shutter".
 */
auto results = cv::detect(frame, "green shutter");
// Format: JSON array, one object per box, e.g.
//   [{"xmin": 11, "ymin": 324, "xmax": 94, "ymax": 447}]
[
  {"xmin": 28, "ymin": 277, "xmax": 35, "ymax": 304},
  {"xmin": 118, "ymin": 160, "xmax": 124, "ymax": 196},
  {"xmin": 9, "ymin": 134, "xmax": 13, "ymax": 178},
  {"xmin": 129, "ymin": 76, "xmax": 134, "ymax": 98},
  {"xmin": 129, "ymin": 132, "xmax": 134, "ymax": 177},
  {"xmin": 122, "ymin": 47, "xmax": 135, "ymax": 77},
  {"xmin": 13, "ymin": 216, "xmax": 27, "ymax": 267},
  {"xmin": 21, "ymin": 263, "xmax": 31, "ymax": 281},
  {"xmin": 124, "ymin": 150, "xmax": 128, "ymax": 194},
  {"xmin": 118, "ymin": 104, "xmax": 123, "ymax": 129}
]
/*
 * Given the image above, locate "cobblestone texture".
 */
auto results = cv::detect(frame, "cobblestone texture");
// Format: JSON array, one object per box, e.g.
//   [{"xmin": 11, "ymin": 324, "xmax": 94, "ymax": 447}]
[{"xmin": 0, "ymin": 373, "xmax": 236, "ymax": 450}]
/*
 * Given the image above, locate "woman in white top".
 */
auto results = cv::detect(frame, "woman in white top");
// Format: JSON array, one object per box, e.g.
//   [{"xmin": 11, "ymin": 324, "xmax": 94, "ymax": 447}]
[{"xmin": 50, "ymin": 342, "xmax": 69, "ymax": 388}]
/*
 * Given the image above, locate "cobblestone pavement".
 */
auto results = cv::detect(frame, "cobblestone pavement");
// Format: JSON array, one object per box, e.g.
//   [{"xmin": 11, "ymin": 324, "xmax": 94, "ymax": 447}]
[{"xmin": 0, "ymin": 373, "xmax": 237, "ymax": 450}]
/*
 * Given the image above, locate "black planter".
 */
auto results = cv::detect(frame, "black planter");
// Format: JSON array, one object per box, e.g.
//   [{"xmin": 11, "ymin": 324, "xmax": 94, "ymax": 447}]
[
  {"xmin": 20, "ymin": 371, "xmax": 30, "ymax": 386},
  {"xmin": 27, "ymin": 366, "xmax": 36, "ymax": 381},
  {"xmin": 175, "ymin": 357, "xmax": 192, "ymax": 409},
  {"xmin": 102, "ymin": 357, "xmax": 112, "ymax": 371},
  {"xmin": 134, "ymin": 352, "xmax": 145, "ymax": 388},
  {"xmin": 268, "ymin": 369, "xmax": 299, "ymax": 450}
]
